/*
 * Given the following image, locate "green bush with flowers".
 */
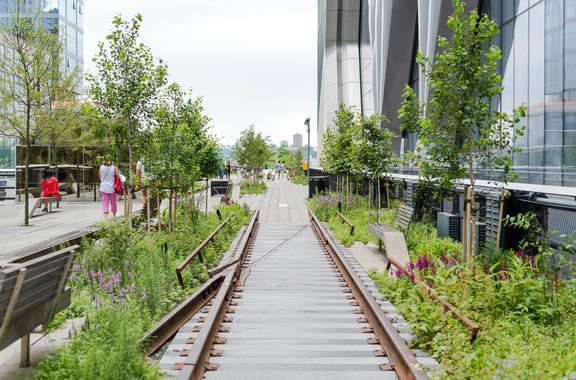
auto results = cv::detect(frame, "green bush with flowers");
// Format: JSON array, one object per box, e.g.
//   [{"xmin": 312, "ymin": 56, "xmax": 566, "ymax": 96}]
[{"xmin": 33, "ymin": 203, "xmax": 251, "ymax": 379}]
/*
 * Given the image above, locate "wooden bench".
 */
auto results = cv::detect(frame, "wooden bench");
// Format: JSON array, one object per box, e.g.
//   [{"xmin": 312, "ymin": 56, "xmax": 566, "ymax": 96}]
[
  {"xmin": 336, "ymin": 211, "xmax": 355, "ymax": 235},
  {"xmin": 16, "ymin": 187, "xmax": 41, "ymax": 202},
  {"xmin": 29, "ymin": 196, "xmax": 60, "ymax": 218},
  {"xmin": 368, "ymin": 204, "xmax": 414, "ymax": 268},
  {"xmin": 0, "ymin": 245, "xmax": 78, "ymax": 366}
]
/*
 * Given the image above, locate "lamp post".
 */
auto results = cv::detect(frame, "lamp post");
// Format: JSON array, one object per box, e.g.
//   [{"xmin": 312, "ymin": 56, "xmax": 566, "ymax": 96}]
[{"xmin": 304, "ymin": 117, "xmax": 311, "ymax": 183}]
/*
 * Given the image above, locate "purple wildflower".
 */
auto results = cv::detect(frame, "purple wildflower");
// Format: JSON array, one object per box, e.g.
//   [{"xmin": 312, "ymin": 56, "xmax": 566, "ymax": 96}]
[
  {"xmin": 124, "ymin": 260, "xmax": 129, "ymax": 269},
  {"xmin": 72, "ymin": 264, "xmax": 80, "ymax": 272},
  {"xmin": 415, "ymin": 256, "xmax": 430, "ymax": 271},
  {"xmin": 515, "ymin": 250, "xmax": 525, "ymax": 259},
  {"xmin": 130, "ymin": 283, "xmax": 136, "ymax": 293},
  {"xmin": 69, "ymin": 273, "xmax": 77, "ymax": 281},
  {"xmin": 127, "ymin": 272, "xmax": 132, "ymax": 280}
]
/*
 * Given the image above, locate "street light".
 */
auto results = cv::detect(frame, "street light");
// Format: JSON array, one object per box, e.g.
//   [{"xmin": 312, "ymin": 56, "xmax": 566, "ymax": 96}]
[{"xmin": 304, "ymin": 118, "xmax": 311, "ymax": 185}]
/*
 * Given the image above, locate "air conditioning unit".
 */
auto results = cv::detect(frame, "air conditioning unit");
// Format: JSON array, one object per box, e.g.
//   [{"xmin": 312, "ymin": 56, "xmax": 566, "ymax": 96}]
[{"xmin": 437, "ymin": 212, "xmax": 460, "ymax": 241}]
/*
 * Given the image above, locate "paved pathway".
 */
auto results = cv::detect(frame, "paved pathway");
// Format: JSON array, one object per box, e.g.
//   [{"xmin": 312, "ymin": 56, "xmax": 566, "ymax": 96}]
[
  {"xmin": 255, "ymin": 177, "xmax": 308, "ymax": 223},
  {"xmin": 0, "ymin": 197, "xmax": 143, "ymax": 259}
]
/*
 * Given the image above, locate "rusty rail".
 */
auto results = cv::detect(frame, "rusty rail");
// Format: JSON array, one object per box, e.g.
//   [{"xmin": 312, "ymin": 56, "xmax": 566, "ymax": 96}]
[
  {"xmin": 176, "ymin": 206, "xmax": 260, "ymax": 380},
  {"xmin": 176, "ymin": 216, "xmax": 231, "ymax": 288},
  {"xmin": 307, "ymin": 206, "xmax": 429, "ymax": 380},
  {"xmin": 142, "ymin": 272, "xmax": 226, "ymax": 355},
  {"xmin": 336, "ymin": 211, "xmax": 355, "ymax": 235},
  {"xmin": 387, "ymin": 257, "xmax": 480, "ymax": 342}
]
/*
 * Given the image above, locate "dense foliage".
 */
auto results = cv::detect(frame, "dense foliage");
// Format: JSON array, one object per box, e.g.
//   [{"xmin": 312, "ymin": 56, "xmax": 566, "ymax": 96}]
[
  {"xmin": 231, "ymin": 125, "xmax": 274, "ymax": 183},
  {"xmin": 398, "ymin": 0, "xmax": 525, "ymax": 261},
  {"xmin": 240, "ymin": 181, "xmax": 267, "ymax": 195},
  {"xmin": 87, "ymin": 14, "xmax": 168, "ymax": 192},
  {"xmin": 309, "ymin": 191, "xmax": 576, "ymax": 378},
  {"xmin": 320, "ymin": 104, "xmax": 396, "ymax": 216},
  {"xmin": 33, "ymin": 204, "xmax": 251, "ymax": 379}
]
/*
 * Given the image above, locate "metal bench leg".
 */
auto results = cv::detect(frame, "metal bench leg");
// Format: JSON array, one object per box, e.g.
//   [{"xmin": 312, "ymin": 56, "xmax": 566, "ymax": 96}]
[{"xmin": 20, "ymin": 333, "xmax": 30, "ymax": 367}]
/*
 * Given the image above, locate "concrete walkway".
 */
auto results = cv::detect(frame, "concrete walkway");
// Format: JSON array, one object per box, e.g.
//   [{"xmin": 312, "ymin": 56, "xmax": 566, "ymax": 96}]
[{"xmin": 0, "ymin": 196, "xmax": 143, "ymax": 259}]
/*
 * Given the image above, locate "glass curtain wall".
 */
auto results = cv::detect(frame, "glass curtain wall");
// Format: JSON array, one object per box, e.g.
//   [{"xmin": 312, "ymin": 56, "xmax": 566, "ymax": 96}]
[{"xmin": 481, "ymin": 0, "xmax": 576, "ymax": 186}]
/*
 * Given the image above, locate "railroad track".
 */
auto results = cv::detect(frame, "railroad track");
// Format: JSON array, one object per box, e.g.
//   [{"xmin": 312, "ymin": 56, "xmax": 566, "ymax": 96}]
[{"xmin": 146, "ymin": 206, "xmax": 430, "ymax": 380}]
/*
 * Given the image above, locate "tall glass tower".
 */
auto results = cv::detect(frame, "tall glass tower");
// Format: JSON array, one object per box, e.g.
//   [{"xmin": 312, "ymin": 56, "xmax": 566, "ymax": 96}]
[{"xmin": 0, "ymin": 0, "xmax": 84, "ymax": 93}]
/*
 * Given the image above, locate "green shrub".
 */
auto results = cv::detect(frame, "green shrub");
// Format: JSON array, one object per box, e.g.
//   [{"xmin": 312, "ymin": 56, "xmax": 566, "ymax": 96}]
[
  {"xmin": 240, "ymin": 181, "xmax": 267, "ymax": 195},
  {"xmin": 290, "ymin": 175, "xmax": 308, "ymax": 186},
  {"xmin": 34, "ymin": 203, "xmax": 251, "ymax": 379},
  {"xmin": 372, "ymin": 253, "xmax": 576, "ymax": 379}
]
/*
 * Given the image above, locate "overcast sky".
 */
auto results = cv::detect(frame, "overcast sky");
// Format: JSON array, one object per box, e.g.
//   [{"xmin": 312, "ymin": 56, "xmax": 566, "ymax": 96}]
[{"xmin": 84, "ymin": 1, "xmax": 317, "ymax": 147}]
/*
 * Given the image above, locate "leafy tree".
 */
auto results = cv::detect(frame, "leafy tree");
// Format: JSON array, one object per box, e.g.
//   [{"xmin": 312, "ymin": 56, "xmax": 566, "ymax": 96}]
[
  {"xmin": 356, "ymin": 113, "xmax": 396, "ymax": 221},
  {"xmin": 0, "ymin": 4, "xmax": 81, "ymax": 225},
  {"xmin": 231, "ymin": 125, "xmax": 273, "ymax": 183},
  {"xmin": 87, "ymin": 14, "xmax": 168, "ymax": 218},
  {"xmin": 398, "ymin": 0, "xmax": 525, "ymax": 262},
  {"xmin": 144, "ymin": 83, "xmax": 219, "ymax": 230}
]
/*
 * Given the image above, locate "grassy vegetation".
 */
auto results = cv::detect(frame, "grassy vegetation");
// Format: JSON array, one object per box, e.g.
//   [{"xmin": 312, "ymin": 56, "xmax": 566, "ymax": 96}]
[
  {"xmin": 308, "ymin": 193, "xmax": 396, "ymax": 246},
  {"xmin": 240, "ymin": 181, "xmax": 267, "ymax": 195},
  {"xmin": 289, "ymin": 175, "xmax": 308, "ymax": 186},
  {"xmin": 33, "ymin": 203, "xmax": 251, "ymax": 379},
  {"xmin": 309, "ymin": 193, "xmax": 576, "ymax": 379}
]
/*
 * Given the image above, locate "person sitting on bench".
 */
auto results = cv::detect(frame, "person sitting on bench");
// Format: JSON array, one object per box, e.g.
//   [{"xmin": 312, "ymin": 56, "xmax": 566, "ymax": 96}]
[{"xmin": 40, "ymin": 170, "xmax": 62, "ymax": 212}]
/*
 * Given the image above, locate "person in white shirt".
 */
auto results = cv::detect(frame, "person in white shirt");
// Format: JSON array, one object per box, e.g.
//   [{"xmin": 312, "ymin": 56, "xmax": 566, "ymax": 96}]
[{"xmin": 99, "ymin": 155, "xmax": 118, "ymax": 218}]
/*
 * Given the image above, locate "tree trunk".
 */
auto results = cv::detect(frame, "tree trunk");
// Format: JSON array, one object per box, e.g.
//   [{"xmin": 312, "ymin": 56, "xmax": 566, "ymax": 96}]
[
  {"xmin": 146, "ymin": 192, "xmax": 151, "ymax": 233},
  {"xmin": 168, "ymin": 187, "xmax": 173, "ymax": 233},
  {"xmin": 385, "ymin": 179, "xmax": 390, "ymax": 209},
  {"xmin": 191, "ymin": 183, "xmax": 196, "ymax": 224},
  {"xmin": 126, "ymin": 120, "xmax": 134, "ymax": 223},
  {"xmin": 368, "ymin": 178, "xmax": 371, "ymax": 223},
  {"xmin": 377, "ymin": 177, "xmax": 381, "ymax": 223},
  {"xmin": 495, "ymin": 189, "xmax": 505, "ymax": 252},
  {"xmin": 463, "ymin": 186, "xmax": 470, "ymax": 263},
  {"xmin": 205, "ymin": 178, "xmax": 209, "ymax": 218},
  {"xmin": 173, "ymin": 190, "xmax": 178, "ymax": 230},
  {"xmin": 157, "ymin": 188, "xmax": 162, "ymax": 231},
  {"xmin": 24, "ymin": 136, "xmax": 30, "ymax": 226},
  {"xmin": 470, "ymin": 185, "xmax": 477, "ymax": 267},
  {"xmin": 346, "ymin": 175, "xmax": 350, "ymax": 210}
]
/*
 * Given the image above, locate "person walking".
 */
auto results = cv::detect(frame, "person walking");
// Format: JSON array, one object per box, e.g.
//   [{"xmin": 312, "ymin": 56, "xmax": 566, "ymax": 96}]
[{"xmin": 99, "ymin": 155, "xmax": 118, "ymax": 219}]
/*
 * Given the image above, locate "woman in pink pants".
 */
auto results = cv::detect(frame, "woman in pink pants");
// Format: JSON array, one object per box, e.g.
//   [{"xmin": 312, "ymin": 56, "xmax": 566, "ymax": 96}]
[{"xmin": 99, "ymin": 156, "xmax": 118, "ymax": 219}]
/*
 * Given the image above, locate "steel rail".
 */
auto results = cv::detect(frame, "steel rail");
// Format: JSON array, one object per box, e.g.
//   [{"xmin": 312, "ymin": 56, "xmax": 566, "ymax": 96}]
[
  {"xmin": 176, "ymin": 206, "xmax": 260, "ymax": 380},
  {"xmin": 307, "ymin": 206, "xmax": 429, "ymax": 380},
  {"xmin": 142, "ymin": 272, "xmax": 226, "ymax": 356}
]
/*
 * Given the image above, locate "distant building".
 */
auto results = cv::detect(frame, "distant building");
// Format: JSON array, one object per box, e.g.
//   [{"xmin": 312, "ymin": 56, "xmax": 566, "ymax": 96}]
[
  {"xmin": 280, "ymin": 140, "xmax": 289, "ymax": 147},
  {"xmin": 292, "ymin": 133, "xmax": 303, "ymax": 148},
  {"xmin": 317, "ymin": 0, "xmax": 576, "ymax": 187}
]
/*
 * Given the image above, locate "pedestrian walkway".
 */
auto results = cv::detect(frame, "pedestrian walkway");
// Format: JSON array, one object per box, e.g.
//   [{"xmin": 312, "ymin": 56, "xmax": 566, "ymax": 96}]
[{"xmin": 257, "ymin": 177, "xmax": 308, "ymax": 223}]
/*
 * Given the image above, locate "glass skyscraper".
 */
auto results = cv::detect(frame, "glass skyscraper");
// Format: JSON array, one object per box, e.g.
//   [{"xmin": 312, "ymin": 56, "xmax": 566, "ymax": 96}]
[
  {"xmin": 0, "ymin": 0, "xmax": 84, "ymax": 172},
  {"xmin": 317, "ymin": 0, "xmax": 576, "ymax": 187}
]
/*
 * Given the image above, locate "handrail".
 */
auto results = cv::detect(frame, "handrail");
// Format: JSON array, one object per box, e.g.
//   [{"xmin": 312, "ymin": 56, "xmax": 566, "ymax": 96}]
[
  {"xmin": 386, "ymin": 256, "xmax": 480, "ymax": 342},
  {"xmin": 336, "ymin": 211, "xmax": 355, "ymax": 235},
  {"xmin": 176, "ymin": 216, "xmax": 231, "ymax": 288},
  {"xmin": 307, "ymin": 206, "xmax": 429, "ymax": 380}
]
